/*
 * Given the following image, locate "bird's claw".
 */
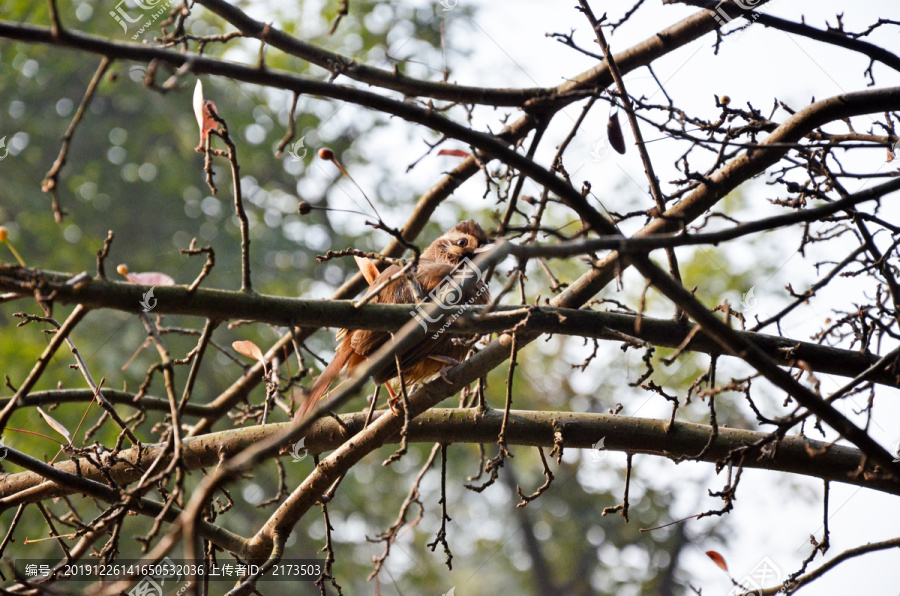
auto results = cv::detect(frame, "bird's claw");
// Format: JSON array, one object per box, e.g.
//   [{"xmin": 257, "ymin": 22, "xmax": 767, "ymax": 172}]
[
  {"xmin": 428, "ymin": 355, "xmax": 461, "ymax": 384},
  {"xmin": 439, "ymin": 367, "xmax": 455, "ymax": 384}
]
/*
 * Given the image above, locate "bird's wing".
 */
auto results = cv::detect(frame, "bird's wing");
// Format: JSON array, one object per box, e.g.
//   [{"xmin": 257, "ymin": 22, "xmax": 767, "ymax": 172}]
[
  {"xmin": 351, "ymin": 261, "xmax": 490, "ymax": 385},
  {"xmin": 385, "ymin": 276, "xmax": 491, "ymax": 381},
  {"xmin": 347, "ymin": 264, "xmax": 418, "ymax": 357}
]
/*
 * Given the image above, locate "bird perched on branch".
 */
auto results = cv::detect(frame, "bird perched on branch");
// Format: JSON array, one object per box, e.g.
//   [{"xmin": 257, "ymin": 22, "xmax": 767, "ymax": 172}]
[{"xmin": 295, "ymin": 220, "xmax": 492, "ymax": 421}]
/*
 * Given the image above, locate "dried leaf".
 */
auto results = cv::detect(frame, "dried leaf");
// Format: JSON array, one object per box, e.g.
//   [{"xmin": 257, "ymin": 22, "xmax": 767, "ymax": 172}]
[
  {"xmin": 233, "ymin": 340, "xmax": 267, "ymax": 374},
  {"xmin": 126, "ymin": 272, "xmax": 175, "ymax": 286},
  {"xmin": 437, "ymin": 149, "xmax": 471, "ymax": 158},
  {"xmin": 37, "ymin": 407, "xmax": 71, "ymax": 444},
  {"xmin": 607, "ymin": 111, "xmax": 626, "ymax": 155},
  {"xmin": 705, "ymin": 550, "xmax": 728, "ymax": 572},
  {"xmin": 354, "ymin": 256, "xmax": 379, "ymax": 285}
]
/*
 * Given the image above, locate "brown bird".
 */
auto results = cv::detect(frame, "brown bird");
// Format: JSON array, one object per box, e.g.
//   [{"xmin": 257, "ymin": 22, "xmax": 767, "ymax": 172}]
[{"xmin": 296, "ymin": 221, "xmax": 492, "ymax": 420}]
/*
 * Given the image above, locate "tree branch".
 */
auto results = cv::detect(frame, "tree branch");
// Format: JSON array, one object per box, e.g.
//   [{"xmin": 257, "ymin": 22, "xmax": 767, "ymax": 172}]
[
  {"xmin": 6, "ymin": 408, "xmax": 895, "ymax": 516},
  {"xmin": 2, "ymin": 266, "xmax": 896, "ymax": 386}
]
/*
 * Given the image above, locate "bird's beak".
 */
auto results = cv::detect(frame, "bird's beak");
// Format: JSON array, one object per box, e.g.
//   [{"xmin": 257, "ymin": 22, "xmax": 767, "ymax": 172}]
[{"xmin": 474, "ymin": 244, "xmax": 495, "ymax": 254}]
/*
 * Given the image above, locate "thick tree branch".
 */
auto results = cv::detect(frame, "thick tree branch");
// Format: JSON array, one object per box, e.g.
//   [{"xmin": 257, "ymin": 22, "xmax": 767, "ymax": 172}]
[
  {"xmin": 2, "ymin": 266, "xmax": 896, "ymax": 386},
  {"xmin": 194, "ymin": 0, "xmax": 552, "ymax": 107},
  {"xmin": 6, "ymin": 408, "xmax": 894, "ymax": 518}
]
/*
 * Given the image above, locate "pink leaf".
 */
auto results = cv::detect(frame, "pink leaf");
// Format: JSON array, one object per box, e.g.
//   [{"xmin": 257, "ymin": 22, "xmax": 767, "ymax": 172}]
[
  {"xmin": 233, "ymin": 340, "xmax": 268, "ymax": 374},
  {"xmin": 354, "ymin": 256, "xmax": 379, "ymax": 285},
  {"xmin": 126, "ymin": 272, "xmax": 175, "ymax": 286},
  {"xmin": 437, "ymin": 149, "xmax": 471, "ymax": 159},
  {"xmin": 37, "ymin": 407, "xmax": 71, "ymax": 444}
]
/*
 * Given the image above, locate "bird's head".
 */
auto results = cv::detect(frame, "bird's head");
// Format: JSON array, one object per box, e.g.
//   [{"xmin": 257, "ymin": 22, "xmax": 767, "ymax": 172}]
[{"xmin": 424, "ymin": 220, "xmax": 491, "ymax": 265}]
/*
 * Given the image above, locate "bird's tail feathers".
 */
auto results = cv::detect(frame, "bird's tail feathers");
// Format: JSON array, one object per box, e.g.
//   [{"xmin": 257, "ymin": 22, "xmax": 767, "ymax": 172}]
[{"xmin": 296, "ymin": 347, "xmax": 352, "ymax": 421}]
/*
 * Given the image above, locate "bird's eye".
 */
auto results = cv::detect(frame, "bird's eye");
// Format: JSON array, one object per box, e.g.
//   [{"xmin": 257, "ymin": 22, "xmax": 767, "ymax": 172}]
[{"xmin": 456, "ymin": 238, "xmax": 468, "ymax": 247}]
